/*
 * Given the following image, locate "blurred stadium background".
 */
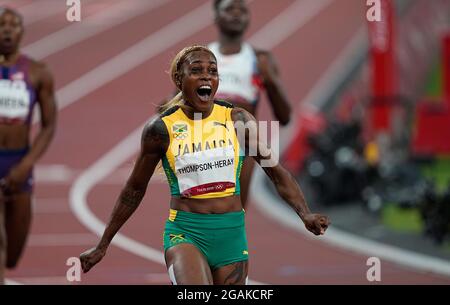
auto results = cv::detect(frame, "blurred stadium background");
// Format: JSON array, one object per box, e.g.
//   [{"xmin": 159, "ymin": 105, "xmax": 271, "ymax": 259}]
[{"xmin": 2, "ymin": 0, "xmax": 450, "ymax": 284}]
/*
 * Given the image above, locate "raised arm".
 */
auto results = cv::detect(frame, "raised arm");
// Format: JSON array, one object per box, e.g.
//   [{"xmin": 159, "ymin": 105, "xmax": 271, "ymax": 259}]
[
  {"xmin": 232, "ymin": 107, "xmax": 329, "ymax": 235},
  {"xmin": 256, "ymin": 50, "xmax": 291, "ymax": 126},
  {"xmin": 79, "ymin": 116, "xmax": 169, "ymax": 273}
]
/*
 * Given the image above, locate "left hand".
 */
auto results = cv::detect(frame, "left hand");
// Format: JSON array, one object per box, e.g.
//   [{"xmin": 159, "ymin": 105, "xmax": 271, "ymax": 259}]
[
  {"xmin": 79, "ymin": 246, "xmax": 107, "ymax": 273},
  {"xmin": 303, "ymin": 213, "xmax": 330, "ymax": 236},
  {"xmin": 4, "ymin": 160, "xmax": 32, "ymax": 194},
  {"xmin": 257, "ymin": 52, "xmax": 277, "ymax": 85}
]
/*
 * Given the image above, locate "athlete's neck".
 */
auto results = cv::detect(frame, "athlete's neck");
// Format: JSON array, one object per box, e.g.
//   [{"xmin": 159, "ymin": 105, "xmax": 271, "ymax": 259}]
[
  {"xmin": 218, "ymin": 34, "xmax": 243, "ymax": 55},
  {"xmin": 181, "ymin": 102, "xmax": 214, "ymax": 120},
  {"xmin": 0, "ymin": 51, "xmax": 20, "ymax": 66}
]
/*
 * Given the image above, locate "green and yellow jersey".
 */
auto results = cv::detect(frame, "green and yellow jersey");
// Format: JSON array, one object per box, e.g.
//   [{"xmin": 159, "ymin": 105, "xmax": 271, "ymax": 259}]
[{"xmin": 160, "ymin": 100, "xmax": 244, "ymax": 199}]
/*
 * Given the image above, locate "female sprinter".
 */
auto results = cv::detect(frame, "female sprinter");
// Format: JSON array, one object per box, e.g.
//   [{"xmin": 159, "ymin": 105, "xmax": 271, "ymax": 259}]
[
  {"xmin": 79, "ymin": 45, "xmax": 328, "ymax": 285},
  {"xmin": 0, "ymin": 8, "xmax": 57, "ymax": 284}
]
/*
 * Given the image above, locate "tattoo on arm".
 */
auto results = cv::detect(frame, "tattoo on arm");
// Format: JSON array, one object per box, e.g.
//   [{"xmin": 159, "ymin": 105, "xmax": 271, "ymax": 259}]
[
  {"xmin": 118, "ymin": 117, "xmax": 168, "ymax": 209},
  {"xmin": 142, "ymin": 117, "xmax": 169, "ymax": 154},
  {"xmin": 232, "ymin": 108, "xmax": 256, "ymax": 157},
  {"xmin": 120, "ymin": 187, "xmax": 145, "ymax": 208}
]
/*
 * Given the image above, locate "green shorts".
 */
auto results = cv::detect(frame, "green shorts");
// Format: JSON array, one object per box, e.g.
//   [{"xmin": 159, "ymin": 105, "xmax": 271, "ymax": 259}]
[{"xmin": 163, "ymin": 209, "xmax": 249, "ymax": 269}]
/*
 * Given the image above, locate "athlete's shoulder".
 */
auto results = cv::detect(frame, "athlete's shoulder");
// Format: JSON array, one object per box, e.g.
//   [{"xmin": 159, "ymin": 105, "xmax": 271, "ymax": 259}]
[
  {"xmin": 24, "ymin": 55, "xmax": 54, "ymax": 84},
  {"xmin": 214, "ymin": 99, "xmax": 234, "ymax": 108},
  {"xmin": 159, "ymin": 104, "xmax": 181, "ymax": 118},
  {"xmin": 231, "ymin": 107, "xmax": 255, "ymax": 123},
  {"xmin": 23, "ymin": 55, "xmax": 47, "ymax": 71},
  {"xmin": 141, "ymin": 115, "xmax": 169, "ymax": 152}
]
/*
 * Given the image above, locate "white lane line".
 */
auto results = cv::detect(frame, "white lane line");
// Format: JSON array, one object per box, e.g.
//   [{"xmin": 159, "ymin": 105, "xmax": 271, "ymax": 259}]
[
  {"xmin": 28, "ymin": 233, "xmax": 98, "ymax": 247},
  {"xmin": 4, "ymin": 279, "xmax": 23, "ymax": 285},
  {"xmin": 54, "ymin": 0, "xmax": 215, "ymax": 114},
  {"xmin": 69, "ymin": 0, "xmax": 332, "ymax": 285},
  {"xmin": 34, "ymin": 164, "xmax": 164, "ymax": 184},
  {"xmin": 250, "ymin": 25, "xmax": 450, "ymax": 278},
  {"xmin": 249, "ymin": 0, "xmax": 333, "ymax": 49},
  {"xmin": 35, "ymin": 164, "xmax": 76, "ymax": 183},
  {"xmin": 18, "ymin": 0, "xmax": 93, "ymax": 26},
  {"xmin": 23, "ymin": 0, "xmax": 170, "ymax": 60}
]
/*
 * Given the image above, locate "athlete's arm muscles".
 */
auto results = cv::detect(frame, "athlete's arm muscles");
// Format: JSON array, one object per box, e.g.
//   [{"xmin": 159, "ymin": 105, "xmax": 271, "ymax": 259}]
[
  {"xmin": 26, "ymin": 63, "xmax": 57, "ymax": 165},
  {"xmin": 255, "ymin": 50, "xmax": 291, "ymax": 126},
  {"xmin": 96, "ymin": 117, "xmax": 169, "ymax": 250},
  {"xmin": 232, "ymin": 107, "xmax": 329, "ymax": 235}
]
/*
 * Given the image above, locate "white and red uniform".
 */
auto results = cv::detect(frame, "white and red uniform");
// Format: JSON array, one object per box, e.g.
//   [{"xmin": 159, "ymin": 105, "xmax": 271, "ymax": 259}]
[{"xmin": 208, "ymin": 42, "xmax": 263, "ymax": 106}]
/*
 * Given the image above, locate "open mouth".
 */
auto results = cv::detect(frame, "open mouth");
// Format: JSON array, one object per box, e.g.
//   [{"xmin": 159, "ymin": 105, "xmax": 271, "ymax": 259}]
[
  {"xmin": 196, "ymin": 85, "xmax": 212, "ymax": 103},
  {"xmin": 1, "ymin": 37, "xmax": 13, "ymax": 46}
]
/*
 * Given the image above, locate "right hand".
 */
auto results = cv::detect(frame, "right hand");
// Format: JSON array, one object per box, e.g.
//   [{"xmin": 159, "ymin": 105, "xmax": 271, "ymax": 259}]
[
  {"xmin": 79, "ymin": 247, "xmax": 106, "ymax": 273},
  {"xmin": 303, "ymin": 213, "xmax": 330, "ymax": 236}
]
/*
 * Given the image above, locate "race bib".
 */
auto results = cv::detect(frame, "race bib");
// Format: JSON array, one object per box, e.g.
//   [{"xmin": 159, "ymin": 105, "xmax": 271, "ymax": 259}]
[
  {"xmin": 0, "ymin": 79, "xmax": 31, "ymax": 121},
  {"xmin": 175, "ymin": 146, "xmax": 236, "ymax": 197}
]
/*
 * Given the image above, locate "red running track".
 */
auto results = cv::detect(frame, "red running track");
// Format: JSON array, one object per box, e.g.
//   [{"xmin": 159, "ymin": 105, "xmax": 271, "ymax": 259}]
[{"xmin": 5, "ymin": 0, "xmax": 450, "ymax": 284}]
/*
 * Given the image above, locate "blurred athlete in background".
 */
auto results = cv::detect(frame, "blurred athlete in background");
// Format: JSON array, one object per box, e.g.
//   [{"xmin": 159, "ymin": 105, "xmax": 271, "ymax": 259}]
[
  {"xmin": 0, "ymin": 7, "xmax": 57, "ymax": 284},
  {"xmin": 208, "ymin": 0, "xmax": 292, "ymax": 208}
]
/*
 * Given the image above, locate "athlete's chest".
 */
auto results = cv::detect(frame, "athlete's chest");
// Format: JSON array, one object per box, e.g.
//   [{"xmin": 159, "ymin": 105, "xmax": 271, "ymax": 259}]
[
  {"xmin": 0, "ymin": 65, "xmax": 36, "ymax": 123},
  {"xmin": 169, "ymin": 119, "xmax": 236, "ymax": 158}
]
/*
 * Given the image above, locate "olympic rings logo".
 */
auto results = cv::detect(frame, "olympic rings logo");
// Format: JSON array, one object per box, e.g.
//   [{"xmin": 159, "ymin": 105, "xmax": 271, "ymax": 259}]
[{"xmin": 173, "ymin": 132, "xmax": 188, "ymax": 140}]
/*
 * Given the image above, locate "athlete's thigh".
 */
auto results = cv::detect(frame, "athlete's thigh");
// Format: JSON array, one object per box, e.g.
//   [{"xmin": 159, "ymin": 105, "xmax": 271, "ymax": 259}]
[
  {"xmin": 165, "ymin": 243, "xmax": 213, "ymax": 285},
  {"xmin": 5, "ymin": 192, "xmax": 32, "ymax": 268},
  {"xmin": 212, "ymin": 260, "xmax": 248, "ymax": 285}
]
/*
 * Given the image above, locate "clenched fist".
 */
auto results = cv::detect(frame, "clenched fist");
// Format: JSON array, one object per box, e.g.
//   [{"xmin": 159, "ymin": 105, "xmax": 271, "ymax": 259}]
[
  {"xmin": 303, "ymin": 213, "xmax": 330, "ymax": 235},
  {"xmin": 79, "ymin": 247, "xmax": 106, "ymax": 273}
]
